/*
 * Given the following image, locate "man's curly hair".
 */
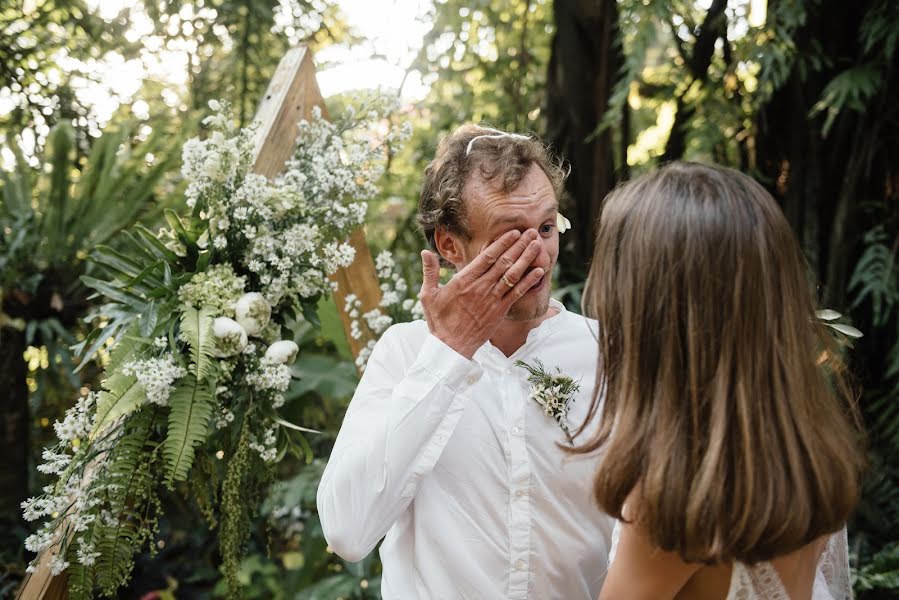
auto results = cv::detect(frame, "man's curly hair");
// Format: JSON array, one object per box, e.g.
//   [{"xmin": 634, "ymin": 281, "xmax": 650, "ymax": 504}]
[{"xmin": 417, "ymin": 124, "xmax": 567, "ymax": 266}]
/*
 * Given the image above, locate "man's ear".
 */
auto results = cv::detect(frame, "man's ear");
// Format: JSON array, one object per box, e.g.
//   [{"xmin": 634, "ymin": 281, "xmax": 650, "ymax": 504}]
[{"xmin": 434, "ymin": 227, "xmax": 464, "ymax": 265}]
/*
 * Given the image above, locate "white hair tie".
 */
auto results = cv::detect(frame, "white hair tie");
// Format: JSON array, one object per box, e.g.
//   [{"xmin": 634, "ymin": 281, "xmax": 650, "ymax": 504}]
[{"xmin": 465, "ymin": 127, "xmax": 531, "ymax": 156}]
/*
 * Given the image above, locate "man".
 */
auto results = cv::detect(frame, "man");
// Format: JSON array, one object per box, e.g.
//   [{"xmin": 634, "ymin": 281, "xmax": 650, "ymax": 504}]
[{"xmin": 317, "ymin": 124, "xmax": 614, "ymax": 599}]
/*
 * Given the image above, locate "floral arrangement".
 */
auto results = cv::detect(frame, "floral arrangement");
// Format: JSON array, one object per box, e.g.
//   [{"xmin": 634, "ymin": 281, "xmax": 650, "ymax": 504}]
[
  {"xmin": 22, "ymin": 99, "xmax": 410, "ymax": 599},
  {"xmin": 515, "ymin": 358, "xmax": 581, "ymax": 444}
]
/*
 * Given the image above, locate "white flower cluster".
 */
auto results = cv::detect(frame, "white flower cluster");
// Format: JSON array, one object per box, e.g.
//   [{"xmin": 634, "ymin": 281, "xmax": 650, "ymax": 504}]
[
  {"xmin": 249, "ymin": 427, "xmax": 278, "ymax": 462},
  {"xmin": 182, "ymin": 100, "xmax": 410, "ymax": 307},
  {"xmin": 181, "ymin": 100, "xmax": 253, "ymax": 210},
  {"xmin": 177, "ymin": 264, "xmax": 247, "ymax": 318},
  {"xmin": 53, "ymin": 391, "xmax": 97, "ymax": 445},
  {"xmin": 121, "ymin": 354, "xmax": 187, "ymax": 406},
  {"xmin": 529, "ymin": 376, "xmax": 575, "ymax": 425},
  {"xmin": 347, "ymin": 251, "xmax": 424, "ymax": 370},
  {"xmin": 245, "ymin": 361, "xmax": 292, "ymax": 409}
]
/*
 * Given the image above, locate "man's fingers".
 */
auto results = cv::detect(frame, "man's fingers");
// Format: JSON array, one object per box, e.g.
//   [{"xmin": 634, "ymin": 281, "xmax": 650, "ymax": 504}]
[
  {"xmin": 508, "ymin": 267, "xmax": 545, "ymax": 301},
  {"xmin": 493, "ymin": 237, "xmax": 541, "ymax": 288},
  {"xmin": 464, "ymin": 230, "xmax": 522, "ymax": 278},
  {"xmin": 420, "ymin": 250, "xmax": 440, "ymax": 296}
]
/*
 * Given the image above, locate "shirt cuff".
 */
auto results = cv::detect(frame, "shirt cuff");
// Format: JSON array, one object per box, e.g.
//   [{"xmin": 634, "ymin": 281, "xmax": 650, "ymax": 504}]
[{"xmin": 415, "ymin": 332, "xmax": 484, "ymax": 391}]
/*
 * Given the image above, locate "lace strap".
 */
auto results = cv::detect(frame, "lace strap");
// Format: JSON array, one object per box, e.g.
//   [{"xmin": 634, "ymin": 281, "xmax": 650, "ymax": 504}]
[{"xmin": 818, "ymin": 527, "xmax": 853, "ymax": 599}]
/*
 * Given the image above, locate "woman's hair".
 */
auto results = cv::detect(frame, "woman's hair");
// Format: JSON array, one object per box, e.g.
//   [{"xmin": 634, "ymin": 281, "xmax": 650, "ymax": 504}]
[{"xmin": 574, "ymin": 161, "xmax": 865, "ymax": 564}]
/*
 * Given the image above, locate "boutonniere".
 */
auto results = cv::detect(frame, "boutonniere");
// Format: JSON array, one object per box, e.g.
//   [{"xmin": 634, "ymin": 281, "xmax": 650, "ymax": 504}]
[{"xmin": 515, "ymin": 358, "xmax": 580, "ymax": 444}]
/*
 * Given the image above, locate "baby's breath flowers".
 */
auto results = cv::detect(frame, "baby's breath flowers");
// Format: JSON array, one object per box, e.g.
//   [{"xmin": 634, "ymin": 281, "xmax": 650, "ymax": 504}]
[
  {"xmin": 515, "ymin": 358, "xmax": 581, "ymax": 444},
  {"xmin": 345, "ymin": 249, "xmax": 424, "ymax": 370}
]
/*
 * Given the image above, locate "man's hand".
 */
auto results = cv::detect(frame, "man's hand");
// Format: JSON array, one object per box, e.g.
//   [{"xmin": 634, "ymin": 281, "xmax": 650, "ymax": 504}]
[{"xmin": 419, "ymin": 229, "xmax": 545, "ymax": 359}]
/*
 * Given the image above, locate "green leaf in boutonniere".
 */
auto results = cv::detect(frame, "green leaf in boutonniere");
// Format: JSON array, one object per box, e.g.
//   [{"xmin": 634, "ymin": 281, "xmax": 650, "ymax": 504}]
[{"xmin": 515, "ymin": 358, "xmax": 580, "ymax": 445}]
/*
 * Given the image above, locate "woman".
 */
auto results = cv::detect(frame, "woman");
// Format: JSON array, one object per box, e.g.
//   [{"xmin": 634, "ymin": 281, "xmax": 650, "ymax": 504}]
[{"xmin": 575, "ymin": 162, "xmax": 865, "ymax": 599}]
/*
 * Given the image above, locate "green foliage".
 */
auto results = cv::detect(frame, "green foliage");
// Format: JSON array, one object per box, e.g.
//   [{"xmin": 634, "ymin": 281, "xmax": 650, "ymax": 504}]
[
  {"xmin": 180, "ymin": 305, "xmax": 217, "ymax": 381},
  {"xmin": 849, "ymin": 226, "xmax": 898, "ymax": 327},
  {"xmin": 93, "ymin": 409, "xmax": 162, "ymax": 596},
  {"xmin": 854, "ymin": 543, "xmax": 899, "ymax": 592},
  {"xmin": 412, "ymin": 0, "xmax": 553, "ymax": 133},
  {"xmin": 163, "ymin": 376, "xmax": 215, "ymax": 486},
  {"xmin": 220, "ymin": 413, "xmax": 256, "ymax": 600}
]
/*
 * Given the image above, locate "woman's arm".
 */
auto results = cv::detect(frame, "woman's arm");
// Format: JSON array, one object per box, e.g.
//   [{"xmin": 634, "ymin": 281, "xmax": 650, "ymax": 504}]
[{"xmin": 600, "ymin": 520, "xmax": 701, "ymax": 600}]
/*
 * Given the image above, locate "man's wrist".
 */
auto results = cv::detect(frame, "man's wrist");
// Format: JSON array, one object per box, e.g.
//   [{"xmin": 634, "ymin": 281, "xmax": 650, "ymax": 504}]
[{"xmin": 430, "ymin": 330, "xmax": 481, "ymax": 360}]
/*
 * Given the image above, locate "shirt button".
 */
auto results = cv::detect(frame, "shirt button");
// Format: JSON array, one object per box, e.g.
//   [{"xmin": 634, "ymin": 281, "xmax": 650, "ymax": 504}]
[
  {"xmin": 514, "ymin": 489, "xmax": 525, "ymax": 498},
  {"xmin": 466, "ymin": 373, "xmax": 478, "ymax": 385},
  {"xmin": 511, "ymin": 426, "xmax": 521, "ymax": 436},
  {"xmin": 514, "ymin": 559, "xmax": 526, "ymax": 570}
]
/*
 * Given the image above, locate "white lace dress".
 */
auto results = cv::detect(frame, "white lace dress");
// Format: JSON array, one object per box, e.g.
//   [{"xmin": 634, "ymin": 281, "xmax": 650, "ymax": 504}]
[{"xmin": 608, "ymin": 522, "xmax": 853, "ymax": 599}]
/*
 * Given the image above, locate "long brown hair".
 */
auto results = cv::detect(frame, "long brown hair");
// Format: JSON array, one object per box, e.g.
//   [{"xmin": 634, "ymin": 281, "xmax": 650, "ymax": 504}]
[{"xmin": 575, "ymin": 162, "xmax": 865, "ymax": 564}]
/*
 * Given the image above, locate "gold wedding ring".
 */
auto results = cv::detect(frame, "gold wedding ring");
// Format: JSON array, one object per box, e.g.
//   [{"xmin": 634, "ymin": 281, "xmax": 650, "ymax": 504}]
[{"xmin": 501, "ymin": 274, "xmax": 515, "ymax": 288}]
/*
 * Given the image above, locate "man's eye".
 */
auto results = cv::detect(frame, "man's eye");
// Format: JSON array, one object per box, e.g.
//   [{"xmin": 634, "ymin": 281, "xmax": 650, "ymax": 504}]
[{"xmin": 540, "ymin": 223, "xmax": 555, "ymax": 235}]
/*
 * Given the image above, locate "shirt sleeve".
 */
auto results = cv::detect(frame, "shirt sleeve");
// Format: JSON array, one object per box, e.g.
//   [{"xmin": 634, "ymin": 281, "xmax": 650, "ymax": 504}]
[{"xmin": 316, "ymin": 323, "xmax": 484, "ymax": 562}]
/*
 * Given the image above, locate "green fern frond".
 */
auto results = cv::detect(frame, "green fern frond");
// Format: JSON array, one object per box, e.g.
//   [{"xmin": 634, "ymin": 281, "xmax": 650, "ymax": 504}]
[
  {"xmin": 91, "ymin": 373, "xmax": 146, "ymax": 440},
  {"xmin": 179, "ymin": 305, "xmax": 216, "ymax": 382},
  {"xmin": 92, "ymin": 409, "xmax": 159, "ymax": 595},
  {"xmin": 854, "ymin": 542, "xmax": 899, "ymax": 591},
  {"xmin": 91, "ymin": 331, "xmax": 149, "ymax": 438},
  {"xmin": 162, "ymin": 375, "xmax": 215, "ymax": 486}
]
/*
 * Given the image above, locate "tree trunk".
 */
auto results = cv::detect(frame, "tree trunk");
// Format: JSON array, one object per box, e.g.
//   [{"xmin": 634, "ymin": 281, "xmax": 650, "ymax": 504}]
[
  {"xmin": 544, "ymin": 0, "xmax": 622, "ymax": 285},
  {"xmin": 0, "ymin": 325, "xmax": 29, "ymax": 531}
]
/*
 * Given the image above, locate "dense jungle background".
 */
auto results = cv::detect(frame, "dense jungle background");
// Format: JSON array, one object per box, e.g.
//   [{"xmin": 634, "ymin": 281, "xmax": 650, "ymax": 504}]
[{"xmin": 1, "ymin": 0, "xmax": 897, "ymax": 597}]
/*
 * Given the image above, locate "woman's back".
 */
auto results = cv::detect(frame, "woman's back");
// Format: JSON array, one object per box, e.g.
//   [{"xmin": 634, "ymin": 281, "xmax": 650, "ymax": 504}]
[{"xmin": 609, "ymin": 524, "xmax": 852, "ymax": 600}]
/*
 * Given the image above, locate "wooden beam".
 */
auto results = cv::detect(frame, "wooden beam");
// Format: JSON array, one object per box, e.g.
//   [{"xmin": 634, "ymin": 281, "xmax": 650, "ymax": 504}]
[{"xmin": 249, "ymin": 46, "xmax": 381, "ymax": 365}]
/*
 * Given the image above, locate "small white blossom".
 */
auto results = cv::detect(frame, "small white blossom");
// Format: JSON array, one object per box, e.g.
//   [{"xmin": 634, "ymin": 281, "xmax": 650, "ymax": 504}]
[{"xmin": 121, "ymin": 355, "xmax": 187, "ymax": 406}]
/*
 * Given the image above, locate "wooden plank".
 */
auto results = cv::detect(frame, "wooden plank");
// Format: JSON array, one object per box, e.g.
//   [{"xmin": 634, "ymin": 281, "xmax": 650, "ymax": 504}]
[
  {"xmin": 17, "ymin": 45, "xmax": 381, "ymax": 600},
  {"xmin": 249, "ymin": 46, "xmax": 381, "ymax": 364}
]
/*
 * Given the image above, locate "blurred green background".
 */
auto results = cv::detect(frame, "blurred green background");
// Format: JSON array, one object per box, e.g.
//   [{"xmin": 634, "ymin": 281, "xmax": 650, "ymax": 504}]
[{"xmin": 1, "ymin": 0, "xmax": 897, "ymax": 597}]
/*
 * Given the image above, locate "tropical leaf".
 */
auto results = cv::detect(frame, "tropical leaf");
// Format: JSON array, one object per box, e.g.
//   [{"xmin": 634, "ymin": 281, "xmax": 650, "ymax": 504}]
[
  {"xmin": 162, "ymin": 375, "xmax": 215, "ymax": 486},
  {"xmin": 91, "ymin": 335, "xmax": 148, "ymax": 437},
  {"xmin": 849, "ymin": 226, "xmax": 899, "ymax": 327},
  {"xmin": 93, "ymin": 410, "xmax": 159, "ymax": 595},
  {"xmin": 179, "ymin": 305, "xmax": 216, "ymax": 381}
]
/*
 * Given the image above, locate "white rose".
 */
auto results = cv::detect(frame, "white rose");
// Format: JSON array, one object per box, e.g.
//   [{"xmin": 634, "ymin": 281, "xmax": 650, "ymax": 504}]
[
  {"xmin": 213, "ymin": 317, "xmax": 248, "ymax": 357},
  {"xmin": 234, "ymin": 292, "xmax": 271, "ymax": 336},
  {"xmin": 264, "ymin": 340, "xmax": 299, "ymax": 366}
]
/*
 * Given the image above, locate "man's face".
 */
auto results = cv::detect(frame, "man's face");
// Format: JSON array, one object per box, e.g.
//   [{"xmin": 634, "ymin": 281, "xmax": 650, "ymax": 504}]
[{"xmin": 456, "ymin": 164, "xmax": 559, "ymax": 321}]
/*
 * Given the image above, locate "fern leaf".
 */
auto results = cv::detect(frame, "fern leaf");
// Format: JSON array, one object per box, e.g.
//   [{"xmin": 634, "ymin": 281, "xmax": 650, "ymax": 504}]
[
  {"xmin": 91, "ymin": 371, "xmax": 145, "ymax": 439},
  {"xmin": 162, "ymin": 375, "xmax": 214, "ymax": 486},
  {"xmin": 93, "ymin": 410, "xmax": 158, "ymax": 595},
  {"xmin": 179, "ymin": 305, "xmax": 216, "ymax": 381}
]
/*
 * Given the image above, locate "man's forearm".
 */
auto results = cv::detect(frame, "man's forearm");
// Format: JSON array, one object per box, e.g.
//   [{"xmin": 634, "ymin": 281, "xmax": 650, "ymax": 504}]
[{"xmin": 316, "ymin": 328, "xmax": 483, "ymax": 561}]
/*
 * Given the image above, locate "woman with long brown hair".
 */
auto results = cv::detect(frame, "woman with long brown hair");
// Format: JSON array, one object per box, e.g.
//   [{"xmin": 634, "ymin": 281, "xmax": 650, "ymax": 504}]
[{"xmin": 577, "ymin": 162, "xmax": 865, "ymax": 599}]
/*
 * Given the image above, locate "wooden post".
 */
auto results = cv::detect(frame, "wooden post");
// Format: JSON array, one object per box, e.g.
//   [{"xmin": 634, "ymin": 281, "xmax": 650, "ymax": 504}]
[
  {"xmin": 248, "ymin": 46, "xmax": 382, "ymax": 363},
  {"xmin": 17, "ymin": 45, "xmax": 380, "ymax": 600}
]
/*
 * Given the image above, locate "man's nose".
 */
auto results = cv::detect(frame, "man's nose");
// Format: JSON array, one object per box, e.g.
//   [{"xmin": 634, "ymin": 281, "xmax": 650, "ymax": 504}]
[{"xmin": 529, "ymin": 236, "xmax": 551, "ymax": 269}]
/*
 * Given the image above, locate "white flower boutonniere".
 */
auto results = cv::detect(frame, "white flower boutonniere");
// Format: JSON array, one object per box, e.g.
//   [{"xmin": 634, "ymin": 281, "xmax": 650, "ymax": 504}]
[{"xmin": 515, "ymin": 358, "xmax": 580, "ymax": 444}]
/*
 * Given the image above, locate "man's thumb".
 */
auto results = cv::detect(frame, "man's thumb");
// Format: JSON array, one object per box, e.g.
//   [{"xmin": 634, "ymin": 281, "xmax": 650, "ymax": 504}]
[{"xmin": 421, "ymin": 250, "xmax": 440, "ymax": 293}]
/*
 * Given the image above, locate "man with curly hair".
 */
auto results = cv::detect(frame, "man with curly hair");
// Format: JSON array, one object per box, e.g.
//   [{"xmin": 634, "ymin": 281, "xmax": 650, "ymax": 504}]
[{"xmin": 318, "ymin": 124, "xmax": 613, "ymax": 599}]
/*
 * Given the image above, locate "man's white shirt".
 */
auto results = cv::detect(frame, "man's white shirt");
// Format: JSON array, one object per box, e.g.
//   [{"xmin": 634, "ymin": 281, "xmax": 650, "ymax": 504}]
[{"xmin": 317, "ymin": 299, "xmax": 614, "ymax": 599}]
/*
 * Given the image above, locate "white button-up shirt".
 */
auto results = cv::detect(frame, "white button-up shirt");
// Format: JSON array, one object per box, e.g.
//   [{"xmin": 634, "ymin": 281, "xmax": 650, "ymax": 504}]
[{"xmin": 317, "ymin": 299, "xmax": 614, "ymax": 599}]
